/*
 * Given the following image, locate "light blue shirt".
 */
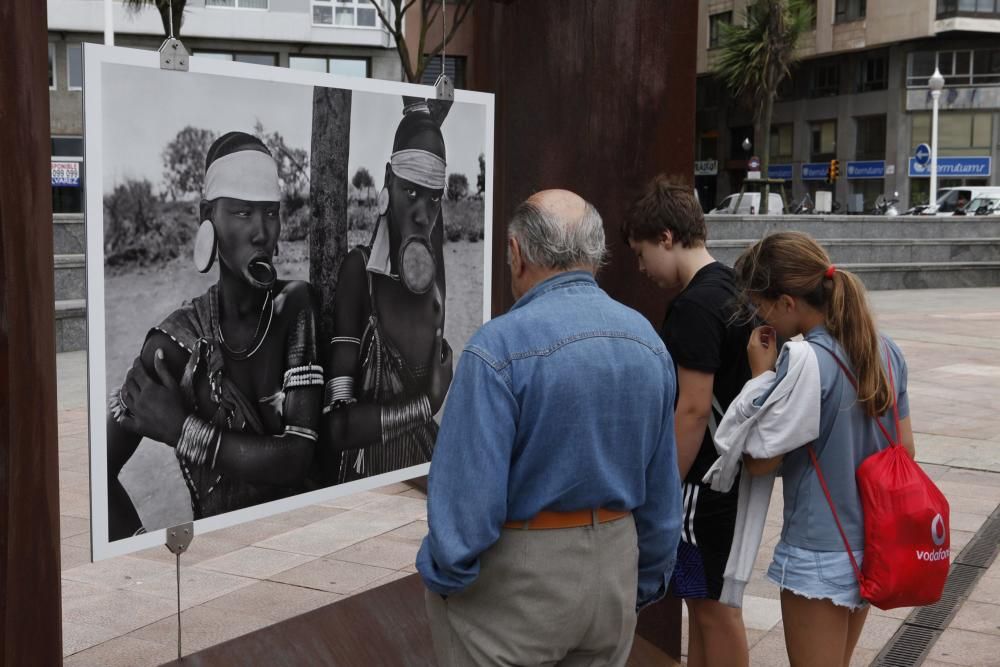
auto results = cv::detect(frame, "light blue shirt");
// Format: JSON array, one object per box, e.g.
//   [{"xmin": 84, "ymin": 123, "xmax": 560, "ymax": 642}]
[
  {"xmin": 779, "ymin": 326, "xmax": 910, "ymax": 551},
  {"xmin": 416, "ymin": 272, "xmax": 683, "ymax": 607}
]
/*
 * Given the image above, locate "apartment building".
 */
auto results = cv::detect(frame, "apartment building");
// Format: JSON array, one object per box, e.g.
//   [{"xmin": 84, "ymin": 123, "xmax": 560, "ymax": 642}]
[
  {"xmin": 46, "ymin": 0, "xmax": 474, "ymax": 214},
  {"xmin": 695, "ymin": 0, "xmax": 1000, "ymax": 211}
]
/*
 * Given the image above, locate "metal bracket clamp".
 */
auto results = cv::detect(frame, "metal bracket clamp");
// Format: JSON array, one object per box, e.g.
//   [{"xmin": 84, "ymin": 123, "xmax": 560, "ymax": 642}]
[
  {"xmin": 159, "ymin": 38, "xmax": 189, "ymax": 72},
  {"xmin": 435, "ymin": 73, "xmax": 454, "ymax": 102},
  {"xmin": 165, "ymin": 521, "xmax": 194, "ymax": 554}
]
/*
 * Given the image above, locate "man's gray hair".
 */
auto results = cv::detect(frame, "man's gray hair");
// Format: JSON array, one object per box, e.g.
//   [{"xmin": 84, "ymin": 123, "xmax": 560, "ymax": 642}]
[{"xmin": 508, "ymin": 200, "xmax": 607, "ymax": 271}]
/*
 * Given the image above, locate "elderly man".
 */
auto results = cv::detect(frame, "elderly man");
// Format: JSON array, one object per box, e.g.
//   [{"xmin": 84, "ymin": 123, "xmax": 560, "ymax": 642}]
[{"xmin": 417, "ymin": 189, "xmax": 683, "ymax": 666}]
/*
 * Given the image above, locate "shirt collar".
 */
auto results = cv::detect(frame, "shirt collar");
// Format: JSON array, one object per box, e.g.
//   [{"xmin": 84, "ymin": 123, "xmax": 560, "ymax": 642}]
[{"xmin": 510, "ymin": 271, "xmax": 598, "ymax": 312}]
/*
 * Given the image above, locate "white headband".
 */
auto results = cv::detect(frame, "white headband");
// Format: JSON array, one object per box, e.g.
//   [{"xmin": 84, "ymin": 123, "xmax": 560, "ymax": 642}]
[
  {"xmin": 390, "ymin": 149, "xmax": 446, "ymax": 191},
  {"xmin": 204, "ymin": 150, "xmax": 281, "ymax": 202}
]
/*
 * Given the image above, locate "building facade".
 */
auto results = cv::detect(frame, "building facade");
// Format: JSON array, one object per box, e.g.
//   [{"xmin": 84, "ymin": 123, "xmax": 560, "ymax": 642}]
[
  {"xmin": 695, "ymin": 0, "xmax": 1000, "ymax": 211},
  {"xmin": 46, "ymin": 0, "xmax": 475, "ymax": 213}
]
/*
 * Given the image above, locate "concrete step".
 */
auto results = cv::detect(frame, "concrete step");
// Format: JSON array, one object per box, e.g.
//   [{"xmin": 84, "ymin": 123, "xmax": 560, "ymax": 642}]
[
  {"xmin": 54, "ymin": 254, "xmax": 86, "ymax": 301},
  {"xmin": 54, "ymin": 213, "xmax": 85, "ymax": 255},
  {"xmin": 845, "ymin": 262, "xmax": 1000, "ymax": 291},
  {"xmin": 705, "ymin": 215, "xmax": 1000, "ymax": 241},
  {"xmin": 55, "ymin": 299, "xmax": 87, "ymax": 353},
  {"xmin": 709, "ymin": 238, "xmax": 1000, "ymax": 266}
]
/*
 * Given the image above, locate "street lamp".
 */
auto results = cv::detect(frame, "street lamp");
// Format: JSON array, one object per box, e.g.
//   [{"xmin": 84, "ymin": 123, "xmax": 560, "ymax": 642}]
[
  {"xmin": 929, "ymin": 67, "xmax": 945, "ymax": 209},
  {"xmin": 742, "ymin": 137, "xmax": 752, "ymax": 154}
]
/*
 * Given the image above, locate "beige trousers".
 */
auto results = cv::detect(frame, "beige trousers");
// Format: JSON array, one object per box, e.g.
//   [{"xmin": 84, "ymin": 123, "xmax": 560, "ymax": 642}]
[{"xmin": 425, "ymin": 514, "xmax": 639, "ymax": 667}]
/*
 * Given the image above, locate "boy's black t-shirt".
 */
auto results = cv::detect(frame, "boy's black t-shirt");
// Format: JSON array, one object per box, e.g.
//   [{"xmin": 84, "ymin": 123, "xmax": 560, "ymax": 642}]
[{"xmin": 660, "ymin": 261, "xmax": 753, "ymax": 485}]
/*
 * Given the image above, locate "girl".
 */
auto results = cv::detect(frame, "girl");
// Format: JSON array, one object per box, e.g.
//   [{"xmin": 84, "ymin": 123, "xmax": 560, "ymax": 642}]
[{"xmin": 734, "ymin": 231, "xmax": 915, "ymax": 667}]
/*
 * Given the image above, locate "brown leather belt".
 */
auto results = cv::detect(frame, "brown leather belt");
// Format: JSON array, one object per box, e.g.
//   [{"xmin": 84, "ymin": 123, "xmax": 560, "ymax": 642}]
[{"xmin": 503, "ymin": 508, "xmax": 630, "ymax": 530}]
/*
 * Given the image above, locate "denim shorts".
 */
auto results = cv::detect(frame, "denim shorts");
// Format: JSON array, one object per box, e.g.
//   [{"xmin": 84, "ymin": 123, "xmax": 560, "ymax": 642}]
[{"xmin": 766, "ymin": 540, "xmax": 868, "ymax": 610}]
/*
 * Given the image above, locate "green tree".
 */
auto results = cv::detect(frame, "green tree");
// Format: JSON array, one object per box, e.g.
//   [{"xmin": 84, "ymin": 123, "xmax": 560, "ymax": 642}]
[
  {"xmin": 161, "ymin": 126, "xmax": 216, "ymax": 200},
  {"xmin": 368, "ymin": 0, "xmax": 476, "ymax": 83},
  {"xmin": 352, "ymin": 167, "xmax": 375, "ymax": 205},
  {"xmin": 714, "ymin": 0, "xmax": 812, "ymax": 214},
  {"xmin": 447, "ymin": 173, "xmax": 469, "ymax": 201},
  {"xmin": 123, "ymin": 0, "xmax": 187, "ymax": 39}
]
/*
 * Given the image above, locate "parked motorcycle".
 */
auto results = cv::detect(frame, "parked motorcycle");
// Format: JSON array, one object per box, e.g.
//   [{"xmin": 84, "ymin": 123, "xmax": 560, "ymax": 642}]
[
  {"xmin": 873, "ymin": 192, "xmax": 900, "ymax": 216},
  {"xmin": 789, "ymin": 194, "xmax": 814, "ymax": 214}
]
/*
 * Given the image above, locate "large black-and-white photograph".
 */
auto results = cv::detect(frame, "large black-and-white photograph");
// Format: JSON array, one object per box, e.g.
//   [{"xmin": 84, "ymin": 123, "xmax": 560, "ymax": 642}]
[{"xmin": 85, "ymin": 45, "xmax": 492, "ymax": 560}]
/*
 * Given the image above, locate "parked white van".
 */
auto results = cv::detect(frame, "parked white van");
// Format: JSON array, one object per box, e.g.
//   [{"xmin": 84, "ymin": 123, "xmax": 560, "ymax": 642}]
[
  {"xmin": 928, "ymin": 186, "xmax": 1000, "ymax": 215},
  {"xmin": 707, "ymin": 192, "xmax": 785, "ymax": 215}
]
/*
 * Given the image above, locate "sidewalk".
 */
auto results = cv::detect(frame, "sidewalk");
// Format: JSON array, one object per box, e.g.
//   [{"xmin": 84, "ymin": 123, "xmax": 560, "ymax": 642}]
[{"xmin": 58, "ymin": 287, "xmax": 1000, "ymax": 666}]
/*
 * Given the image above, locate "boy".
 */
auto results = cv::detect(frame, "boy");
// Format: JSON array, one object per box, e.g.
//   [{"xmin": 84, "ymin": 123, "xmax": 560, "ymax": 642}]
[{"xmin": 623, "ymin": 176, "xmax": 753, "ymax": 667}]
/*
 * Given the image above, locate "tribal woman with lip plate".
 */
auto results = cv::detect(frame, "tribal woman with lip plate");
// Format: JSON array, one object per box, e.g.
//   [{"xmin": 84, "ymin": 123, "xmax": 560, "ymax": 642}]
[
  {"xmin": 107, "ymin": 132, "xmax": 323, "ymax": 541},
  {"xmin": 321, "ymin": 102, "xmax": 453, "ymax": 483}
]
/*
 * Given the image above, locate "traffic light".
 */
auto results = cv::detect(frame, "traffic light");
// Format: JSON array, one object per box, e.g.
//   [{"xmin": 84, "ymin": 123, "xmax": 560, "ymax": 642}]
[{"xmin": 827, "ymin": 159, "xmax": 840, "ymax": 183}]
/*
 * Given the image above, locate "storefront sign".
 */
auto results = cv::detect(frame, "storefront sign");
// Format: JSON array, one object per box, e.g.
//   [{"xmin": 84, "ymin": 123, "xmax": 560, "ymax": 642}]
[
  {"xmin": 768, "ymin": 163, "xmax": 793, "ymax": 180},
  {"xmin": 846, "ymin": 160, "xmax": 885, "ymax": 179},
  {"xmin": 51, "ymin": 161, "xmax": 81, "ymax": 187},
  {"xmin": 801, "ymin": 162, "xmax": 829, "ymax": 181},
  {"xmin": 908, "ymin": 156, "xmax": 992, "ymax": 178},
  {"xmin": 694, "ymin": 159, "xmax": 718, "ymax": 176}
]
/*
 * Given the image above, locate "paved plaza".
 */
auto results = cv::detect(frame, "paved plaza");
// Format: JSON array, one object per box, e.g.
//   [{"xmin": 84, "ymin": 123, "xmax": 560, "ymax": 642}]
[{"xmin": 57, "ymin": 287, "xmax": 1000, "ymax": 666}]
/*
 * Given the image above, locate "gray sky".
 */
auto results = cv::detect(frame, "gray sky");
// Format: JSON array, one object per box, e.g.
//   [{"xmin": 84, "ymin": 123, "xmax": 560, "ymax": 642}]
[
  {"xmin": 101, "ymin": 62, "xmax": 313, "ymax": 194},
  {"xmin": 101, "ymin": 62, "xmax": 487, "ymax": 195}
]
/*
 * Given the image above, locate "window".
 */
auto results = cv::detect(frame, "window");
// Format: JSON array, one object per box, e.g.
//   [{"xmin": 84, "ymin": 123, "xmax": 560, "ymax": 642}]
[
  {"xmin": 709, "ymin": 12, "xmax": 732, "ymax": 49},
  {"xmin": 421, "ymin": 55, "xmax": 467, "ymax": 89},
  {"xmin": 313, "ymin": 0, "xmax": 378, "ymax": 27},
  {"xmin": 48, "ymin": 44, "xmax": 56, "ymax": 90},
  {"xmin": 289, "ymin": 55, "xmax": 370, "ymax": 78},
  {"xmin": 912, "ymin": 112, "xmax": 993, "ymax": 150},
  {"xmin": 698, "ymin": 133, "xmax": 719, "ymax": 161},
  {"xmin": 907, "ymin": 48, "xmax": 1000, "ymax": 86},
  {"xmin": 51, "ymin": 136, "xmax": 83, "ymax": 214},
  {"xmin": 835, "ymin": 0, "xmax": 866, "ymax": 22},
  {"xmin": 810, "ymin": 120, "xmax": 837, "ymax": 160},
  {"xmin": 206, "ymin": 0, "xmax": 269, "ymax": 7},
  {"xmin": 938, "ymin": 0, "xmax": 1000, "ymax": 18},
  {"xmin": 855, "ymin": 115, "xmax": 886, "ymax": 160},
  {"xmin": 812, "ymin": 61, "xmax": 840, "ymax": 97},
  {"xmin": 193, "ymin": 51, "xmax": 277, "ymax": 66},
  {"xmin": 770, "ymin": 124, "xmax": 794, "ymax": 161},
  {"xmin": 857, "ymin": 53, "xmax": 887, "ymax": 92},
  {"xmin": 67, "ymin": 43, "xmax": 83, "ymax": 91}
]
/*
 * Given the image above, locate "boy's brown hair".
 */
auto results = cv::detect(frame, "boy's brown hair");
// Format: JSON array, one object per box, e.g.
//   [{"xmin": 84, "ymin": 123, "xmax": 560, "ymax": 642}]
[{"xmin": 622, "ymin": 174, "xmax": 706, "ymax": 248}]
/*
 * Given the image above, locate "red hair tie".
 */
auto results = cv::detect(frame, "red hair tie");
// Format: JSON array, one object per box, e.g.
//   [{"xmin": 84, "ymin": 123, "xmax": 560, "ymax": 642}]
[{"xmin": 825, "ymin": 265, "xmax": 837, "ymax": 279}]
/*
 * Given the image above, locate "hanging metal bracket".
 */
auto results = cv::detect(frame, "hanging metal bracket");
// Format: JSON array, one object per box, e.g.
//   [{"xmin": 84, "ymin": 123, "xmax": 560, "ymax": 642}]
[
  {"xmin": 159, "ymin": 37, "xmax": 189, "ymax": 72},
  {"xmin": 434, "ymin": 73, "xmax": 454, "ymax": 102}
]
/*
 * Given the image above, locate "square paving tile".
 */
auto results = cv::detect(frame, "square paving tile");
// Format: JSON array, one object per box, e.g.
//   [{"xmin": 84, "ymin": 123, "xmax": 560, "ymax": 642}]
[
  {"xmin": 63, "ymin": 556, "xmax": 175, "ymax": 591},
  {"xmin": 268, "ymin": 557, "xmax": 395, "ymax": 595},
  {"xmin": 126, "ymin": 604, "xmax": 273, "ymax": 654},
  {"xmin": 64, "ymin": 636, "xmax": 176, "ymax": 667},
  {"xmin": 948, "ymin": 600, "xmax": 1000, "ymax": 636},
  {"xmin": 136, "ymin": 566, "xmax": 257, "ymax": 609},
  {"xmin": 742, "ymin": 595, "xmax": 783, "ymax": 632},
  {"xmin": 255, "ymin": 509, "xmax": 411, "ymax": 557},
  {"xmin": 928, "ymin": 627, "xmax": 1000, "ymax": 665},
  {"xmin": 62, "ymin": 586, "xmax": 176, "ymax": 635},
  {"xmin": 196, "ymin": 546, "xmax": 314, "ymax": 580},
  {"xmin": 202, "ymin": 580, "xmax": 343, "ymax": 621},
  {"xmin": 63, "ymin": 620, "xmax": 121, "ymax": 657},
  {"xmin": 329, "ymin": 535, "xmax": 421, "ymax": 571}
]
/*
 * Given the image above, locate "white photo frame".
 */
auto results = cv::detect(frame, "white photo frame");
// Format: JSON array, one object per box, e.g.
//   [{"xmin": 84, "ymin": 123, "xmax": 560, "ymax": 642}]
[{"xmin": 84, "ymin": 43, "xmax": 494, "ymax": 560}]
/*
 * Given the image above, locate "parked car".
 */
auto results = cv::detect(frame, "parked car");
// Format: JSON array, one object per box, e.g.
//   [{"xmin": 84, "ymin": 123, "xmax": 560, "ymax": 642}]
[
  {"xmin": 707, "ymin": 192, "xmax": 785, "ymax": 216},
  {"xmin": 962, "ymin": 195, "xmax": 1000, "ymax": 216}
]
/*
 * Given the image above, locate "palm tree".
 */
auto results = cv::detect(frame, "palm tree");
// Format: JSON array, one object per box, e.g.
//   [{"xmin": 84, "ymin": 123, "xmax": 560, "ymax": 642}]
[
  {"xmin": 123, "ymin": 0, "xmax": 187, "ymax": 39},
  {"xmin": 714, "ymin": 0, "xmax": 812, "ymax": 214}
]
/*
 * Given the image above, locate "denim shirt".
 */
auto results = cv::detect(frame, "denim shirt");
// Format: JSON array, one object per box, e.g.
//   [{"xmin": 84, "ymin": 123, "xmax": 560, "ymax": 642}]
[{"xmin": 417, "ymin": 272, "xmax": 683, "ymax": 608}]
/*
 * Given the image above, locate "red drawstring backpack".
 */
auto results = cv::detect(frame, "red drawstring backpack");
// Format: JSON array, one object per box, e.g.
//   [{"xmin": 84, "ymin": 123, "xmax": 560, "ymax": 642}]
[{"xmin": 808, "ymin": 343, "xmax": 950, "ymax": 610}]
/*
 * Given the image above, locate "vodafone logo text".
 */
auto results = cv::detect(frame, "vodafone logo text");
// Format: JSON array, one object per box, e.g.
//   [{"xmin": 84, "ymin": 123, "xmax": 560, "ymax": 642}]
[
  {"xmin": 931, "ymin": 514, "xmax": 947, "ymax": 546},
  {"xmin": 916, "ymin": 548, "xmax": 950, "ymax": 562}
]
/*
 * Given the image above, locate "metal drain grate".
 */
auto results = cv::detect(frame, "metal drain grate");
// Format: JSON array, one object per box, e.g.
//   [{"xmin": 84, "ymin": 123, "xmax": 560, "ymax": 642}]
[
  {"xmin": 955, "ymin": 507, "xmax": 1000, "ymax": 569},
  {"xmin": 872, "ymin": 625, "xmax": 940, "ymax": 667},
  {"xmin": 872, "ymin": 503, "xmax": 1000, "ymax": 666},
  {"xmin": 910, "ymin": 564, "xmax": 981, "ymax": 630}
]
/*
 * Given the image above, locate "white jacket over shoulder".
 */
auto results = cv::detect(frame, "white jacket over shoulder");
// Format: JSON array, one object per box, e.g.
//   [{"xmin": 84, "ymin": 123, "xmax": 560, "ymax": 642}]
[{"xmin": 701, "ymin": 341, "xmax": 822, "ymax": 607}]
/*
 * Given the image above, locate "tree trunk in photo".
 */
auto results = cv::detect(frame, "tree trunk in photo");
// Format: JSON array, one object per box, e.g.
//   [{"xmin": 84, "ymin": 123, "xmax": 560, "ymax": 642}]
[{"xmin": 309, "ymin": 87, "xmax": 352, "ymax": 339}]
